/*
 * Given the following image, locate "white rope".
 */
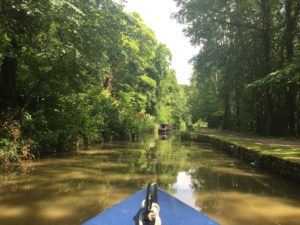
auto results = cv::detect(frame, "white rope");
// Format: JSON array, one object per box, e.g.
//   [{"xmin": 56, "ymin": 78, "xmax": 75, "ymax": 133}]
[{"xmin": 138, "ymin": 200, "xmax": 162, "ymax": 225}]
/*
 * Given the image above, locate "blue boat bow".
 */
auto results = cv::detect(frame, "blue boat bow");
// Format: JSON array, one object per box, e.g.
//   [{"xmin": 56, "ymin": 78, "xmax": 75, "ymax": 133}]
[{"xmin": 82, "ymin": 188, "xmax": 219, "ymax": 225}]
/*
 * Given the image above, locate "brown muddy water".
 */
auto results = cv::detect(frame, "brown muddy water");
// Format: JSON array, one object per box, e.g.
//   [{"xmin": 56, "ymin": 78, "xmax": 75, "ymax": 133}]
[{"xmin": 1, "ymin": 135, "xmax": 300, "ymax": 225}]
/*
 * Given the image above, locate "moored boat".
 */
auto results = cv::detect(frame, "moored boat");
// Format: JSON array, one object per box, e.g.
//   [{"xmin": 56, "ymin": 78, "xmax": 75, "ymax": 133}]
[
  {"xmin": 82, "ymin": 184, "xmax": 219, "ymax": 225},
  {"xmin": 158, "ymin": 124, "xmax": 171, "ymax": 134}
]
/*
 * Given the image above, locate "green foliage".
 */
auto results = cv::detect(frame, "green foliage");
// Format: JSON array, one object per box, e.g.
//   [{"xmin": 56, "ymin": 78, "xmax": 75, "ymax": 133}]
[
  {"xmin": 193, "ymin": 120, "xmax": 208, "ymax": 128},
  {"xmin": 0, "ymin": 0, "xmax": 186, "ymax": 161},
  {"xmin": 248, "ymin": 55, "xmax": 300, "ymax": 88},
  {"xmin": 140, "ymin": 75, "xmax": 156, "ymax": 89}
]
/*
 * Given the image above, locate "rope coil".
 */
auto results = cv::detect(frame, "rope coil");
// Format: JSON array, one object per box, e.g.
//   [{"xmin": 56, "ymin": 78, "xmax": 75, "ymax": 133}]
[
  {"xmin": 138, "ymin": 183, "xmax": 161, "ymax": 225},
  {"xmin": 138, "ymin": 200, "xmax": 161, "ymax": 225}
]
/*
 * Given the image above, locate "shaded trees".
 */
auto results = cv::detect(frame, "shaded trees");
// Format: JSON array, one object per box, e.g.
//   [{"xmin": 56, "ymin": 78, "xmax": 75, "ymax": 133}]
[{"xmin": 174, "ymin": 0, "xmax": 300, "ymax": 135}]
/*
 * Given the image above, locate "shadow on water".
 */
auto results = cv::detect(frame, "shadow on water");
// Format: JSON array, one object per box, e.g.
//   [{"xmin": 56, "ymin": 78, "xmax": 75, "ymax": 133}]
[{"xmin": 0, "ymin": 135, "xmax": 300, "ymax": 225}]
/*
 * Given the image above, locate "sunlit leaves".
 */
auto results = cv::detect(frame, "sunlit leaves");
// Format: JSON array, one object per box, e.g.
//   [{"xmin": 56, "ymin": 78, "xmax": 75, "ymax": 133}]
[
  {"xmin": 0, "ymin": 0, "xmax": 186, "ymax": 158},
  {"xmin": 140, "ymin": 75, "xmax": 157, "ymax": 89}
]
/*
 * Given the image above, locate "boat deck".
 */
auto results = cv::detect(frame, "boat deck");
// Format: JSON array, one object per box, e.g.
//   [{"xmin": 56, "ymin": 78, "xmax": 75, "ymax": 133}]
[{"xmin": 82, "ymin": 188, "xmax": 219, "ymax": 225}]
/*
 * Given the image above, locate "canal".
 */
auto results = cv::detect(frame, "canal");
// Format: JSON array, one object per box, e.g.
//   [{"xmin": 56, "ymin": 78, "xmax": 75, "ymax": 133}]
[{"xmin": 1, "ymin": 135, "xmax": 300, "ymax": 225}]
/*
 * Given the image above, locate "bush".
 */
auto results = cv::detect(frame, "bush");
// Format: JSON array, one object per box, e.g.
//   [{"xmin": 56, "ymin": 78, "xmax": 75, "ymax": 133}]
[{"xmin": 0, "ymin": 119, "xmax": 34, "ymax": 163}]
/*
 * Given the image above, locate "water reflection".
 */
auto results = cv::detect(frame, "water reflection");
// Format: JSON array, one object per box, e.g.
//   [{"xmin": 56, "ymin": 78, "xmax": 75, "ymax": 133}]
[
  {"xmin": 0, "ymin": 136, "xmax": 300, "ymax": 225},
  {"xmin": 172, "ymin": 171, "xmax": 197, "ymax": 209},
  {"xmin": 159, "ymin": 134, "xmax": 170, "ymax": 140}
]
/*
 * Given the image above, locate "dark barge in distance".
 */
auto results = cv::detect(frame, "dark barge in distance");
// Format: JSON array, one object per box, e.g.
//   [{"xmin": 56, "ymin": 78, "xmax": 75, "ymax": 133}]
[{"xmin": 158, "ymin": 123, "xmax": 172, "ymax": 134}]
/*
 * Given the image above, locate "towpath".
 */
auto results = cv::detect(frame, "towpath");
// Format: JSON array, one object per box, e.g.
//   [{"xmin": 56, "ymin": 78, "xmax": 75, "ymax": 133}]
[{"xmin": 198, "ymin": 128, "xmax": 300, "ymax": 163}]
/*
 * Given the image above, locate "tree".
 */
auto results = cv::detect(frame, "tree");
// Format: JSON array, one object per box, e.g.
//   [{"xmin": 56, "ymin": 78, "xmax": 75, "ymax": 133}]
[
  {"xmin": 174, "ymin": 0, "xmax": 300, "ymax": 135},
  {"xmin": 0, "ymin": 0, "xmax": 186, "ymax": 161}
]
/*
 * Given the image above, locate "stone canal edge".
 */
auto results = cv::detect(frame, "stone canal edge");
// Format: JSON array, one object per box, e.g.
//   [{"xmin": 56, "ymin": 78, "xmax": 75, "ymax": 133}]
[{"xmin": 180, "ymin": 133, "xmax": 300, "ymax": 184}]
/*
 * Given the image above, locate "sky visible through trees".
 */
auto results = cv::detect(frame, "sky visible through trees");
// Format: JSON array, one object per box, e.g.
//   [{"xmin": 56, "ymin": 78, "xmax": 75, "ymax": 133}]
[{"xmin": 125, "ymin": 0, "xmax": 199, "ymax": 85}]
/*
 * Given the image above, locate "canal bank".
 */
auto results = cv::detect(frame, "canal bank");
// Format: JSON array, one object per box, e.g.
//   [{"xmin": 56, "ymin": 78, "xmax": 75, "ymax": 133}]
[{"xmin": 180, "ymin": 130, "xmax": 300, "ymax": 183}]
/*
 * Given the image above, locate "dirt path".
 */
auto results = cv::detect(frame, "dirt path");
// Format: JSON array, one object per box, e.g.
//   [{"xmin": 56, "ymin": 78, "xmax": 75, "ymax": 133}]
[{"xmin": 200, "ymin": 128, "xmax": 300, "ymax": 149}]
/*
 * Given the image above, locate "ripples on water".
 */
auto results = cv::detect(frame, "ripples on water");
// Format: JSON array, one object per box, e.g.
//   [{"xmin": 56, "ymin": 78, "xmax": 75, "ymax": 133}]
[{"xmin": 1, "ymin": 135, "xmax": 300, "ymax": 225}]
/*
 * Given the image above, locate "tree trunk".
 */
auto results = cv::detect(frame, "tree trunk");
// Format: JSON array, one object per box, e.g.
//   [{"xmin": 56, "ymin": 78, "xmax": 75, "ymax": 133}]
[
  {"xmin": 258, "ymin": 0, "xmax": 272, "ymax": 134},
  {"xmin": 284, "ymin": 0, "xmax": 299, "ymax": 136},
  {"xmin": 284, "ymin": 0, "xmax": 299, "ymax": 61},
  {"xmin": 285, "ymin": 0, "xmax": 294, "ymax": 61},
  {"xmin": 255, "ymin": 90, "xmax": 264, "ymax": 134},
  {"xmin": 260, "ymin": 0, "xmax": 272, "ymax": 76},
  {"xmin": 287, "ymin": 84, "xmax": 296, "ymax": 136},
  {"xmin": 223, "ymin": 90, "xmax": 230, "ymax": 129},
  {"xmin": 266, "ymin": 89, "xmax": 274, "ymax": 134},
  {"xmin": 104, "ymin": 72, "xmax": 113, "ymax": 93},
  {"xmin": 236, "ymin": 95, "xmax": 240, "ymax": 130}
]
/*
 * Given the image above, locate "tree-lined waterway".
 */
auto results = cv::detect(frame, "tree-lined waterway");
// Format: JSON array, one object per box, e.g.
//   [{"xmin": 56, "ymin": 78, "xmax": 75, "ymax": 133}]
[{"xmin": 1, "ymin": 136, "xmax": 300, "ymax": 225}]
